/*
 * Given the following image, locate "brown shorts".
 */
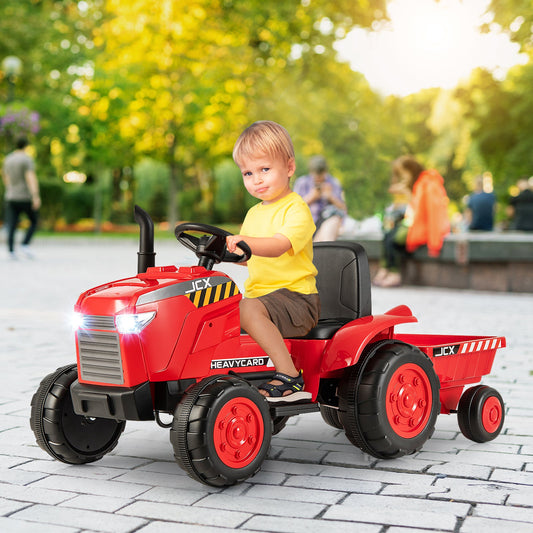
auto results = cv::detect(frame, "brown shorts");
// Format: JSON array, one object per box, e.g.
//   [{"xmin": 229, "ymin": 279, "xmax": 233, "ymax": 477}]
[{"xmin": 257, "ymin": 288, "xmax": 320, "ymax": 338}]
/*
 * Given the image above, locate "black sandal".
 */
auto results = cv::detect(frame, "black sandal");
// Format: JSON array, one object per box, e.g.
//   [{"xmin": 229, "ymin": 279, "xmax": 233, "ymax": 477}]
[{"xmin": 258, "ymin": 371, "xmax": 312, "ymax": 403}]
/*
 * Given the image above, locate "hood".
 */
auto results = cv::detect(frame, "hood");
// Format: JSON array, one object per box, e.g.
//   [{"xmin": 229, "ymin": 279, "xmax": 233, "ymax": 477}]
[{"xmin": 74, "ymin": 266, "xmax": 235, "ymax": 317}]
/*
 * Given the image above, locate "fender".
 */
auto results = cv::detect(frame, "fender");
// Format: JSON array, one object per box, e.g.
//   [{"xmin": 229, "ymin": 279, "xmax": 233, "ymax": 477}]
[{"xmin": 320, "ymin": 305, "xmax": 418, "ymax": 373}]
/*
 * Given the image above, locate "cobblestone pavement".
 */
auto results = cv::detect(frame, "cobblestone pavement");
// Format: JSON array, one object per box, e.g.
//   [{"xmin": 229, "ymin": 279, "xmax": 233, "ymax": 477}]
[{"xmin": 1, "ymin": 237, "xmax": 532, "ymax": 533}]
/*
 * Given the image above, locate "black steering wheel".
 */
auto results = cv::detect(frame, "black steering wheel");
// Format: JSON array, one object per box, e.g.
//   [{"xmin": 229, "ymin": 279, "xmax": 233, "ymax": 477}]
[{"xmin": 174, "ymin": 222, "xmax": 251, "ymax": 270}]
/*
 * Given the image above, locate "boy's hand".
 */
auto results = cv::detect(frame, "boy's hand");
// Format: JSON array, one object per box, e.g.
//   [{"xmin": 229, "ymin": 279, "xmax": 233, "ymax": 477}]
[{"xmin": 226, "ymin": 235, "xmax": 244, "ymax": 254}]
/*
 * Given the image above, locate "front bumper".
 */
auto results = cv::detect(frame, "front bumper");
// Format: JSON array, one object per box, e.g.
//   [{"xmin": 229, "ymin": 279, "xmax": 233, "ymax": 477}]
[{"xmin": 70, "ymin": 380, "xmax": 154, "ymax": 421}]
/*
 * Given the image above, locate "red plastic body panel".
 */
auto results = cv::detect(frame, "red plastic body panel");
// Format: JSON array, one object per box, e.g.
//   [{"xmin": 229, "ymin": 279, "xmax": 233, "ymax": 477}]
[
  {"xmin": 75, "ymin": 266, "xmax": 243, "ymax": 387},
  {"xmin": 73, "ymin": 264, "xmax": 506, "ymax": 409},
  {"xmin": 395, "ymin": 334, "xmax": 506, "ymax": 413},
  {"xmin": 319, "ymin": 306, "xmax": 418, "ymax": 375}
]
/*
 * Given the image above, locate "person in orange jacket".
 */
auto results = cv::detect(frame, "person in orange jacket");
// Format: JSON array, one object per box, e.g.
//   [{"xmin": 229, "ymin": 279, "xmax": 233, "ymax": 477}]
[{"xmin": 373, "ymin": 156, "xmax": 450, "ymax": 287}]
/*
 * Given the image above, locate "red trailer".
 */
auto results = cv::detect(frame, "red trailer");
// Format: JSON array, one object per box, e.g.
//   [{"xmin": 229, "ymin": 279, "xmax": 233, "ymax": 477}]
[{"xmin": 31, "ymin": 207, "xmax": 505, "ymax": 487}]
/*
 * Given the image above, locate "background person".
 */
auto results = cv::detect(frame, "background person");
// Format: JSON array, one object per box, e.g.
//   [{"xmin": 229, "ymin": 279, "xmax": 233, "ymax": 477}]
[
  {"xmin": 465, "ymin": 174, "xmax": 496, "ymax": 231},
  {"xmin": 381, "ymin": 160, "xmax": 413, "ymax": 234},
  {"xmin": 507, "ymin": 177, "xmax": 533, "ymax": 231},
  {"xmin": 293, "ymin": 155, "xmax": 346, "ymax": 241},
  {"xmin": 2, "ymin": 137, "xmax": 41, "ymax": 259},
  {"xmin": 373, "ymin": 155, "xmax": 450, "ymax": 288}
]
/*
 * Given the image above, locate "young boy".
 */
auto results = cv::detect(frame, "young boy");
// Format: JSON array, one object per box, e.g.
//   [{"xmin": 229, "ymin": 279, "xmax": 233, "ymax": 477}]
[{"xmin": 226, "ymin": 121, "xmax": 320, "ymax": 402}]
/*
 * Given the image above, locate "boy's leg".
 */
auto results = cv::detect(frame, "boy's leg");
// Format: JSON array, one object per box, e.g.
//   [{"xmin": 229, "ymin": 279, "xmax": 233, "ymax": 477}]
[{"xmin": 240, "ymin": 298, "xmax": 299, "ymax": 394}]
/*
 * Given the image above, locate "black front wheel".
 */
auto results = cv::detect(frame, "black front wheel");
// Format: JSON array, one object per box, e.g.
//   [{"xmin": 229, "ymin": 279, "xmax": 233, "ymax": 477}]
[
  {"xmin": 30, "ymin": 364, "xmax": 126, "ymax": 464},
  {"xmin": 171, "ymin": 375, "xmax": 272, "ymax": 487}
]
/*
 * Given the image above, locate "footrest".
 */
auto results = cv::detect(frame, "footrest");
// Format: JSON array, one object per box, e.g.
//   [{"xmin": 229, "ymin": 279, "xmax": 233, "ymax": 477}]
[{"xmin": 270, "ymin": 401, "xmax": 320, "ymax": 417}]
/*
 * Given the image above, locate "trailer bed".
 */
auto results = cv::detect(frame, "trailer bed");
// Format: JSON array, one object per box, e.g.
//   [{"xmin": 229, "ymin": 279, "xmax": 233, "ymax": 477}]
[{"xmin": 394, "ymin": 334, "xmax": 506, "ymax": 413}]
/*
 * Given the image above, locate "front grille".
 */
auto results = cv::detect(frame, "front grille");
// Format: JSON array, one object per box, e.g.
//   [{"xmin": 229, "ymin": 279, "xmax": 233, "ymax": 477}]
[
  {"xmin": 77, "ymin": 329, "xmax": 124, "ymax": 384},
  {"xmin": 82, "ymin": 315, "xmax": 116, "ymax": 330}
]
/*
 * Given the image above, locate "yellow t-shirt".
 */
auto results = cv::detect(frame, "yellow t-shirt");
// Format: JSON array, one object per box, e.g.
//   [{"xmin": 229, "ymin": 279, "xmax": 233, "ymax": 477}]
[{"xmin": 241, "ymin": 192, "xmax": 318, "ymax": 298}]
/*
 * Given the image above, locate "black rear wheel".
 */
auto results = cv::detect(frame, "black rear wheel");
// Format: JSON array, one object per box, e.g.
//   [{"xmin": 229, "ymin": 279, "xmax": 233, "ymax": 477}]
[
  {"xmin": 30, "ymin": 364, "xmax": 125, "ymax": 464},
  {"xmin": 457, "ymin": 385, "xmax": 504, "ymax": 442},
  {"xmin": 171, "ymin": 375, "xmax": 272, "ymax": 487},
  {"xmin": 339, "ymin": 343, "xmax": 440, "ymax": 459},
  {"xmin": 320, "ymin": 405, "xmax": 343, "ymax": 429}
]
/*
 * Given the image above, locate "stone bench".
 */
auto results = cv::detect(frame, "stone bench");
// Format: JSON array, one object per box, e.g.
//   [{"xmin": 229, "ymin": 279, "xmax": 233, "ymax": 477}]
[{"xmin": 339, "ymin": 231, "xmax": 533, "ymax": 293}]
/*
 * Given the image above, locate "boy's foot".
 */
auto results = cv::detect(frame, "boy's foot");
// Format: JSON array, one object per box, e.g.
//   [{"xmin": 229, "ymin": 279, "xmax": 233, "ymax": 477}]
[
  {"xmin": 8, "ymin": 251, "xmax": 18, "ymax": 261},
  {"xmin": 258, "ymin": 371, "xmax": 312, "ymax": 403}
]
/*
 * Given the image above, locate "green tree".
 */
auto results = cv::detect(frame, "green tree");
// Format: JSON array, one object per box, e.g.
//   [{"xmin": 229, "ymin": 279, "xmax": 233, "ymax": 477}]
[
  {"xmin": 83, "ymin": 0, "xmax": 388, "ymax": 226},
  {"xmin": 0, "ymin": 1, "xmax": 100, "ymax": 174},
  {"xmin": 488, "ymin": 0, "xmax": 533, "ymax": 53},
  {"xmin": 455, "ymin": 64, "xmax": 533, "ymax": 203},
  {"xmin": 1, "ymin": 1, "xmax": 104, "ymax": 225}
]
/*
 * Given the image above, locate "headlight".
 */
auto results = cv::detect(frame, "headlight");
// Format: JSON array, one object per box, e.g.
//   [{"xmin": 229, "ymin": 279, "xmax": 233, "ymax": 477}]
[
  {"xmin": 115, "ymin": 311, "xmax": 156, "ymax": 334},
  {"xmin": 71, "ymin": 312, "xmax": 85, "ymax": 330}
]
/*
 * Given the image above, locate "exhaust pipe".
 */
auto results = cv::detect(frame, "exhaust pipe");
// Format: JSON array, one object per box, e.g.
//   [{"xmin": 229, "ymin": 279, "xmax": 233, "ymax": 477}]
[{"xmin": 134, "ymin": 205, "xmax": 156, "ymax": 274}]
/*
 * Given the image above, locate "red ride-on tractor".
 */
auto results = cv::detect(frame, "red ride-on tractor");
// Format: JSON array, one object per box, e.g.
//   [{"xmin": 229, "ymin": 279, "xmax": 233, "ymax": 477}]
[{"xmin": 30, "ymin": 206, "xmax": 506, "ymax": 487}]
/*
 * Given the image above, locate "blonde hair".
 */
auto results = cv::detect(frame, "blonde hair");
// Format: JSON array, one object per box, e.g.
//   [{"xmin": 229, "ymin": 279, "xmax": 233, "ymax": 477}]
[{"xmin": 233, "ymin": 121, "xmax": 295, "ymax": 166}]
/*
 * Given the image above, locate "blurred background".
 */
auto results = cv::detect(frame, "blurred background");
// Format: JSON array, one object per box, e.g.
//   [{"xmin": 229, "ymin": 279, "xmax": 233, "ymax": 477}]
[{"xmin": 1, "ymin": 0, "xmax": 531, "ymax": 233}]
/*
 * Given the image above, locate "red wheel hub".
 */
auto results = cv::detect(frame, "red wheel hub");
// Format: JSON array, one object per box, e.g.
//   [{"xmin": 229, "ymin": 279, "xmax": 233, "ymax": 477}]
[
  {"xmin": 386, "ymin": 363, "xmax": 432, "ymax": 438},
  {"xmin": 481, "ymin": 395, "xmax": 502, "ymax": 433},
  {"xmin": 213, "ymin": 397, "xmax": 264, "ymax": 468}
]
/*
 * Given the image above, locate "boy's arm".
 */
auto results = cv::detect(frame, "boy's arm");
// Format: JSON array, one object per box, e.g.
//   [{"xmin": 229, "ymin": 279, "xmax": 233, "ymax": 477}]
[{"xmin": 226, "ymin": 234, "xmax": 291, "ymax": 257}]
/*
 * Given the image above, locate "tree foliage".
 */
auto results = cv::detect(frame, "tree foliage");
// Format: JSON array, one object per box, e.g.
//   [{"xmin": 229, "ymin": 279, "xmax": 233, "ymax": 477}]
[
  {"xmin": 488, "ymin": 0, "xmax": 533, "ymax": 53},
  {"xmin": 85, "ymin": 0, "xmax": 388, "ymax": 224},
  {"xmin": 456, "ymin": 63, "xmax": 533, "ymax": 195},
  {"xmin": 0, "ymin": 1, "xmax": 98, "ymax": 175},
  {"xmin": 1, "ymin": 0, "xmax": 532, "ymax": 230}
]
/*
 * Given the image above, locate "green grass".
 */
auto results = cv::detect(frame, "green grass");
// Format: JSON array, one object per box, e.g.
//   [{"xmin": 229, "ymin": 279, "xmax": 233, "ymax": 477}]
[{"xmin": 38, "ymin": 223, "xmax": 242, "ymax": 240}]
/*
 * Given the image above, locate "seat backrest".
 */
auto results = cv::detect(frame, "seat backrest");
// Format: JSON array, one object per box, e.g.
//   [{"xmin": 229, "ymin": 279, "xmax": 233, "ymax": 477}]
[{"xmin": 313, "ymin": 241, "xmax": 372, "ymax": 320}]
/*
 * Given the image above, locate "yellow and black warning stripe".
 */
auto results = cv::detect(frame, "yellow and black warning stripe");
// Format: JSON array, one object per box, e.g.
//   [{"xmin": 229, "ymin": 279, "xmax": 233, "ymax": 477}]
[{"xmin": 185, "ymin": 281, "xmax": 240, "ymax": 308}]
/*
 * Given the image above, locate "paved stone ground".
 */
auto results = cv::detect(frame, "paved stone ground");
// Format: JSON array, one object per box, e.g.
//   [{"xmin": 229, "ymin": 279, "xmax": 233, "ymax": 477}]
[{"xmin": 1, "ymin": 237, "xmax": 532, "ymax": 533}]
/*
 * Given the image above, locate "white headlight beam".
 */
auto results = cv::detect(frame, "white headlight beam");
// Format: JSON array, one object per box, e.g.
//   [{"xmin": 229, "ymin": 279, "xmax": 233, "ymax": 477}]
[{"xmin": 115, "ymin": 311, "xmax": 156, "ymax": 334}]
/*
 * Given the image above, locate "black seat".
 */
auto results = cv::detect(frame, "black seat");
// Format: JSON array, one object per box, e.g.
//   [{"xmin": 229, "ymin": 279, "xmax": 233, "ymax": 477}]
[{"xmin": 297, "ymin": 241, "xmax": 372, "ymax": 339}]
